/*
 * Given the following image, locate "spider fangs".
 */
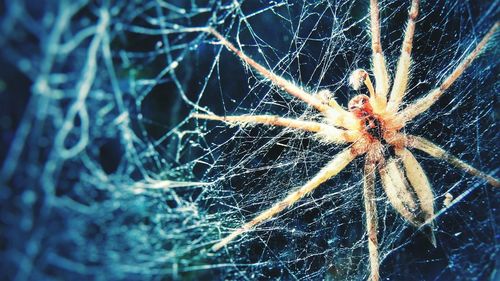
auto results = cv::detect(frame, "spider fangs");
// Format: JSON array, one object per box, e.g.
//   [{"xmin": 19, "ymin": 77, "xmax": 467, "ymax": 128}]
[{"xmin": 192, "ymin": 0, "xmax": 499, "ymax": 280}]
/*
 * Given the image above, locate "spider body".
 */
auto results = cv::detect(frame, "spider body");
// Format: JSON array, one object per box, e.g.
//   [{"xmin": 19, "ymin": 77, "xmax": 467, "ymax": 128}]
[
  {"xmin": 348, "ymin": 93, "xmax": 398, "ymax": 159},
  {"xmin": 363, "ymin": 116, "xmax": 384, "ymax": 142},
  {"xmin": 193, "ymin": 1, "xmax": 499, "ymax": 280},
  {"xmin": 348, "ymin": 94, "xmax": 373, "ymax": 118},
  {"xmin": 352, "ymin": 102, "xmax": 383, "ymax": 142}
]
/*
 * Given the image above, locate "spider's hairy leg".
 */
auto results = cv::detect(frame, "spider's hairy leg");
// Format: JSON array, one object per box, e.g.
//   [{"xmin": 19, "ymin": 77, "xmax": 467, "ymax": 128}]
[
  {"xmin": 379, "ymin": 148, "xmax": 436, "ymax": 245},
  {"xmin": 397, "ymin": 22, "xmax": 499, "ymax": 125},
  {"xmin": 363, "ymin": 158, "xmax": 380, "ymax": 281},
  {"xmin": 211, "ymin": 148, "xmax": 359, "ymax": 251},
  {"xmin": 387, "ymin": 0, "xmax": 419, "ymax": 113},
  {"xmin": 316, "ymin": 89, "xmax": 352, "ymax": 112},
  {"xmin": 205, "ymin": 28, "xmax": 361, "ymax": 131},
  {"xmin": 315, "ymin": 89, "xmax": 365, "ymax": 130},
  {"xmin": 407, "ymin": 135, "xmax": 500, "ymax": 187},
  {"xmin": 379, "ymin": 158, "xmax": 418, "ymax": 221},
  {"xmin": 370, "ymin": 0, "xmax": 390, "ymax": 104},
  {"xmin": 193, "ymin": 113, "xmax": 360, "ymax": 143}
]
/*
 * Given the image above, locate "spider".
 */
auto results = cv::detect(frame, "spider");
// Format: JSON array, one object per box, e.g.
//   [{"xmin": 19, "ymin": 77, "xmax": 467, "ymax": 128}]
[{"xmin": 193, "ymin": 1, "xmax": 499, "ymax": 280}]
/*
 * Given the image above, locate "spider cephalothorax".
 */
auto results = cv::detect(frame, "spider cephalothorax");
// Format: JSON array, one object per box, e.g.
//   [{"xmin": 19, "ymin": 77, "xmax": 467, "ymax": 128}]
[
  {"xmin": 348, "ymin": 94, "xmax": 372, "ymax": 118},
  {"xmin": 347, "ymin": 77, "xmax": 399, "ymax": 155},
  {"xmin": 193, "ymin": 0, "xmax": 499, "ymax": 280},
  {"xmin": 348, "ymin": 93, "xmax": 388, "ymax": 142}
]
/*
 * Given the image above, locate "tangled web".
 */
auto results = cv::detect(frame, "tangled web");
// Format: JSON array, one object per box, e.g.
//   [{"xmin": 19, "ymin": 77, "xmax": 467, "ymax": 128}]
[{"xmin": 0, "ymin": 0, "xmax": 498, "ymax": 280}]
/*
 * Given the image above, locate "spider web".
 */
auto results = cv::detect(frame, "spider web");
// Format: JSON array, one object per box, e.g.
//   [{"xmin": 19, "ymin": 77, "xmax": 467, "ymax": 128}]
[{"xmin": 0, "ymin": 0, "xmax": 498, "ymax": 280}]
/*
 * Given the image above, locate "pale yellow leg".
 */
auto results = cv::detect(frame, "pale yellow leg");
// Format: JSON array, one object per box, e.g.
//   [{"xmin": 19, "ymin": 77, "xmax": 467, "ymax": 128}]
[
  {"xmin": 387, "ymin": 0, "xmax": 420, "ymax": 113},
  {"xmin": 207, "ymin": 28, "xmax": 360, "ymax": 131},
  {"xmin": 407, "ymin": 135, "xmax": 500, "ymax": 187},
  {"xmin": 363, "ymin": 160, "xmax": 380, "ymax": 281},
  {"xmin": 398, "ymin": 22, "xmax": 499, "ymax": 124},
  {"xmin": 193, "ymin": 113, "xmax": 360, "ymax": 143},
  {"xmin": 211, "ymin": 148, "xmax": 359, "ymax": 251},
  {"xmin": 314, "ymin": 89, "xmax": 363, "ymax": 131},
  {"xmin": 370, "ymin": 0, "xmax": 390, "ymax": 104}
]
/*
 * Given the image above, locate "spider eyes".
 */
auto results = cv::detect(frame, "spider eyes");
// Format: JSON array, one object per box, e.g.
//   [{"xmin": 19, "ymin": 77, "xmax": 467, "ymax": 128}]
[
  {"xmin": 348, "ymin": 94, "xmax": 372, "ymax": 116},
  {"xmin": 348, "ymin": 94, "xmax": 369, "ymax": 108}
]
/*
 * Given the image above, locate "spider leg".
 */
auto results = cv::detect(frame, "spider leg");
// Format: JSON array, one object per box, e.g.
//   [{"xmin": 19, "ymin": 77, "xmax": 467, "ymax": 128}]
[
  {"xmin": 387, "ymin": 0, "xmax": 419, "ymax": 113},
  {"xmin": 206, "ymin": 28, "xmax": 360, "ymax": 130},
  {"xmin": 211, "ymin": 148, "xmax": 359, "ymax": 251},
  {"xmin": 370, "ymin": 0, "xmax": 390, "ymax": 105},
  {"xmin": 315, "ymin": 89, "xmax": 362, "ymax": 130},
  {"xmin": 397, "ymin": 22, "xmax": 499, "ymax": 125},
  {"xmin": 193, "ymin": 113, "xmax": 360, "ymax": 143},
  {"xmin": 407, "ymin": 135, "xmax": 500, "ymax": 187},
  {"xmin": 316, "ymin": 89, "xmax": 353, "ymax": 116},
  {"xmin": 363, "ymin": 158, "xmax": 380, "ymax": 281}
]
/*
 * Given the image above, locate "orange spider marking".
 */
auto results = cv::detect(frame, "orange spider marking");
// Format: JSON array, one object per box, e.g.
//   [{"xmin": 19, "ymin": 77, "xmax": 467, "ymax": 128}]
[
  {"xmin": 348, "ymin": 94, "xmax": 388, "ymax": 145},
  {"xmin": 348, "ymin": 94, "xmax": 373, "ymax": 118}
]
